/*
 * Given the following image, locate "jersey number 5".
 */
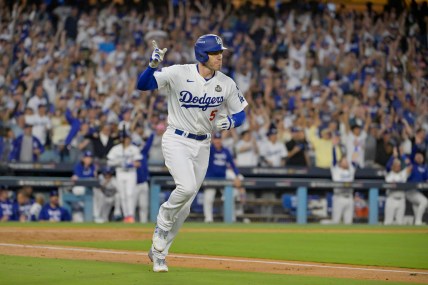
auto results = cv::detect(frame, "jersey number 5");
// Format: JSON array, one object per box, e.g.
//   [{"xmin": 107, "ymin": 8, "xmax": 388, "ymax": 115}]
[{"xmin": 209, "ymin": 110, "xmax": 218, "ymax": 121}]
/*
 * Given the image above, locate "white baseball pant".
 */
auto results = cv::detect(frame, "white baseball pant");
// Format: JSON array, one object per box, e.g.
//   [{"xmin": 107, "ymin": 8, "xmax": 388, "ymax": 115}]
[
  {"xmin": 136, "ymin": 182, "xmax": 149, "ymax": 223},
  {"xmin": 384, "ymin": 192, "xmax": 405, "ymax": 225},
  {"xmin": 156, "ymin": 128, "xmax": 211, "ymax": 231},
  {"xmin": 92, "ymin": 187, "xmax": 105, "ymax": 222},
  {"xmin": 116, "ymin": 170, "xmax": 137, "ymax": 218},
  {"xmin": 98, "ymin": 195, "xmax": 116, "ymax": 223},
  {"xmin": 332, "ymin": 193, "xmax": 354, "ymax": 224},
  {"xmin": 203, "ymin": 169, "xmax": 239, "ymax": 223},
  {"xmin": 152, "ymin": 193, "xmax": 196, "ymax": 260},
  {"xmin": 406, "ymin": 190, "xmax": 428, "ymax": 225},
  {"xmin": 113, "ymin": 192, "xmax": 122, "ymax": 218}
]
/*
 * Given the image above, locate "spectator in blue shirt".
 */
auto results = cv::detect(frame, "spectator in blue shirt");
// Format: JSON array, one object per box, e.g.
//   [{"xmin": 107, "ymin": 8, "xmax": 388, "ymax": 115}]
[
  {"xmin": 11, "ymin": 190, "xmax": 32, "ymax": 222},
  {"xmin": 9, "ymin": 124, "xmax": 44, "ymax": 162},
  {"xmin": 203, "ymin": 132, "xmax": 244, "ymax": 223},
  {"xmin": 72, "ymin": 150, "xmax": 97, "ymax": 180},
  {"xmin": 39, "ymin": 190, "xmax": 71, "ymax": 222},
  {"xmin": 0, "ymin": 186, "xmax": 13, "ymax": 222},
  {"xmin": 406, "ymin": 152, "xmax": 428, "ymax": 225}
]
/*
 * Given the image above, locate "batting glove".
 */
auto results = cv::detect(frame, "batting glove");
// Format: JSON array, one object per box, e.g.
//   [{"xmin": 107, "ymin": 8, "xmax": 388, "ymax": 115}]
[
  {"xmin": 149, "ymin": 40, "xmax": 168, "ymax": 68},
  {"xmin": 216, "ymin": 114, "xmax": 235, "ymax": 130}
]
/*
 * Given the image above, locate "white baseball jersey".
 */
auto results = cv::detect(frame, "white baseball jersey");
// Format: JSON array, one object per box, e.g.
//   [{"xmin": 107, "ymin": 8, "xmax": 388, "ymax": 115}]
[
  {"xmin": 385, "ymin": 169, "xmax": 408, "ymax": 199},
  {"xmin": 331, "ymin": 165, "xmax": 356, "ymax": 195},
  {"xmin": 154, "ymin": 64, "xmax": 248, "ymax": 134},
  {"xmin": 107, "ymin": 144, "xmax": 142, "ymax": 171}
]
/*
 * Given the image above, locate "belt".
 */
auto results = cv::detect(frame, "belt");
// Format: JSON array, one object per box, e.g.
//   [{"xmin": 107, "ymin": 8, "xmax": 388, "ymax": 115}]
[{"xmin": 174, "ymin": 129, "xmax": 211, "ymax": 141}]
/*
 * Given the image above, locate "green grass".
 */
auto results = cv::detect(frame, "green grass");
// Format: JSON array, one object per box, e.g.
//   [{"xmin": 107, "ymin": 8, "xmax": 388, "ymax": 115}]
[
  {"xmin": 0, "ymin": 255, "xmax": 414, "ymax": 285},
  {"xmin": 18, "ymin": 223, "xmax": 426, "ymax": 269}
]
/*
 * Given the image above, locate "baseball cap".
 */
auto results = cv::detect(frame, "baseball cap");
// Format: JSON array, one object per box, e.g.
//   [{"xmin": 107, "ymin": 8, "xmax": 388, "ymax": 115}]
[
  {"xmin": 24, "ymin": 123, "xmax": 33, "ymax": 128},
  {"xmin": 102, "ymin": 166, "xmax": 114, "ymax": 175},
  {"xmin": 291, "ymin": 127, "xmax": 302, "ymax": 132},
  {"xmin": 213, "ymin": 132, "xmax": 222, "ymax": 139},
  {"xmin": 83, "ymin": 150, "xmax": 93, "ymax": 158},
  {"xmin": 50, "ymin": 190, "xmax": 59, "ymax": 197}
]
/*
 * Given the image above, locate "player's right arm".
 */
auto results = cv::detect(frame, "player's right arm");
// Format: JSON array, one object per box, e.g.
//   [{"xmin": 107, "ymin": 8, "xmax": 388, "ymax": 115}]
[{"xmin": 136, "ymin": 40, "xmax": 168, "ymax": 91}]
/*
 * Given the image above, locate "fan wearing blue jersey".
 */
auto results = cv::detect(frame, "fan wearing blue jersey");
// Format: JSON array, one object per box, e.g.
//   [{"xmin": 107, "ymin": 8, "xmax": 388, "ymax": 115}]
[
  {"xmin": 203, "ymin": 132, "xmax": 244, "ymax": 223},
  {"xmin": 0, "ymin": 187, "xmax": 13, "ymax": 222},
  {"xmin": 39, "ymin": 190, "xmax": 71, "ymax": 222},
  {"xmin": 137, "ymin": 34, "xmax": 248, "ymax": 272},
  {"xmin": 11, "ymin": 190, "xmax": 32, "ymax": 222}
]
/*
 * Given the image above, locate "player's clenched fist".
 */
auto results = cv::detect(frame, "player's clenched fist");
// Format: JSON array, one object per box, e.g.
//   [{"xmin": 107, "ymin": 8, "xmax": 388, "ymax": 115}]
[
  {"xmin": 149, "ymin": 40, "xmax": 168, "ymax": 68},
  {"xmin": 216, "ymin": 114, "xmax": 235, "ymax": 130}
]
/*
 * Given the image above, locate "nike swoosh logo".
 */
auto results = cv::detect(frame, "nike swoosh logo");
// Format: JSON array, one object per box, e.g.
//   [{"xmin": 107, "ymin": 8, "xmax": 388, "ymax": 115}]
[{"xmin": 187, "ymin": 79, "xmax": 195, "ymax": 82}]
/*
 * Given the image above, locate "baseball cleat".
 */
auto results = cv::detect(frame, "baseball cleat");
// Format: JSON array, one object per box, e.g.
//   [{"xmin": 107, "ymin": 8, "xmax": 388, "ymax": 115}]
[
  {"xmin": 149, "ymin": 248, "xmax": 168, "ymax": 272},
  {"xmin": 152, "ymin": 225, "xmax": 168, "ymax": 252},
  {"xmin": 153, "ymin": 257, "xmax": 168, "ymax": 273}
]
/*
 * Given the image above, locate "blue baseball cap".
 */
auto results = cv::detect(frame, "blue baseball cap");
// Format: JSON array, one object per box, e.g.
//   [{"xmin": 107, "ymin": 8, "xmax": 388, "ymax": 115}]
[
  {"xmin": 102, "ymin": 166, "xmax": 114, "ymax": 174},
  {"xmin": 50, "ymin": 190, "xmax": 59, "ymax": 197},
  {"xmin": 83, "ymin": 150, "xmax": 93, "ymax": 157}
]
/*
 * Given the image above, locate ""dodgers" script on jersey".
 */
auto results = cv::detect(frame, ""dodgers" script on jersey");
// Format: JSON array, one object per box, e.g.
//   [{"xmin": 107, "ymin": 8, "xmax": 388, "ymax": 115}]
[{"xmin": 179, "ymin": 90, "xmax": 224, "ymax": 111}]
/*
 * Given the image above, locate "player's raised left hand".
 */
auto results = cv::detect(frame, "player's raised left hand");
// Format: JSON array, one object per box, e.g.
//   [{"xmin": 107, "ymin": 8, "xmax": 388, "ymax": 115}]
[
  {"xmin": 216, "ymin": 114, "xmax": 234, "ymax": 130},
  {"xmin": 149, "ymin": 40, "xmax": 168, "ymax": 68}
]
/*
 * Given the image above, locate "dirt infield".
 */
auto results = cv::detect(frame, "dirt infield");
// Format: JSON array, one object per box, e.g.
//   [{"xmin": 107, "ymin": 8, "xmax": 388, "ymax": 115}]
[{"xmin": 1, "ymin": 226, "xmax": 428, "ymax": 284}]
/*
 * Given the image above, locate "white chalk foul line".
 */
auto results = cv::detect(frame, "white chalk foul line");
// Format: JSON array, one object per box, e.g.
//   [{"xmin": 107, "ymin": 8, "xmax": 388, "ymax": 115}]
[{"xmin": 0, "ymin": 243, "xmax": 427, "ymax": 276}]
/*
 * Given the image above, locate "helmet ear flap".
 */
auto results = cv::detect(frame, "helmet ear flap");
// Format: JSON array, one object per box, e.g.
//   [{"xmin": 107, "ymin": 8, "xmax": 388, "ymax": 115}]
[{"xmin": 195, "ymin": 49, "xmax": 208, "ymax": 63}]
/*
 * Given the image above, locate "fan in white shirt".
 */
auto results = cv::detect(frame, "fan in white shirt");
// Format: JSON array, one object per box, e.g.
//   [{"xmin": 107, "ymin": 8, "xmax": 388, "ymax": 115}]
[
  {"xmin": 235, "ymin": 130, "xmax": 259, "ymax": 167},
  {"xmin": 24, "ymin": 104, "xmax": 51, "ymax": 145},
  {"xmin": 258, "ymin": 128, "xmax": 287, "ymax": 167},
  {"xmin": 27, "ymin": 85, "xmax": 48, "ymax": 113}
]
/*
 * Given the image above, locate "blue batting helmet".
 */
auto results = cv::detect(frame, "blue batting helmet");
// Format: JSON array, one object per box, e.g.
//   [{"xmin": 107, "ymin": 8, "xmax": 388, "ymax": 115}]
[{"xmin": 194, "ymin": 34, "xmax": 227, "ymax": 63}]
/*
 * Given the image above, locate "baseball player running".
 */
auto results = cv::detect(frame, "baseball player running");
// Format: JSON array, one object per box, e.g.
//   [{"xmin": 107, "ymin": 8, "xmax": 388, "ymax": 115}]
[
  {"xmin": 137, "ymin": 34, "xmax": 248, "ymax": 272},
  {"xmin": 107, "ymin": 131, "xmax": 142, "ymax": 223}
]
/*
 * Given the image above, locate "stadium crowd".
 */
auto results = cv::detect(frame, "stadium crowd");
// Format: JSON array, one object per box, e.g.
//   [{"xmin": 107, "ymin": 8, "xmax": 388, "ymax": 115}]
[{"xmin": 0, "ymin": 0, "xmax": 427, "ymax": 223}]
